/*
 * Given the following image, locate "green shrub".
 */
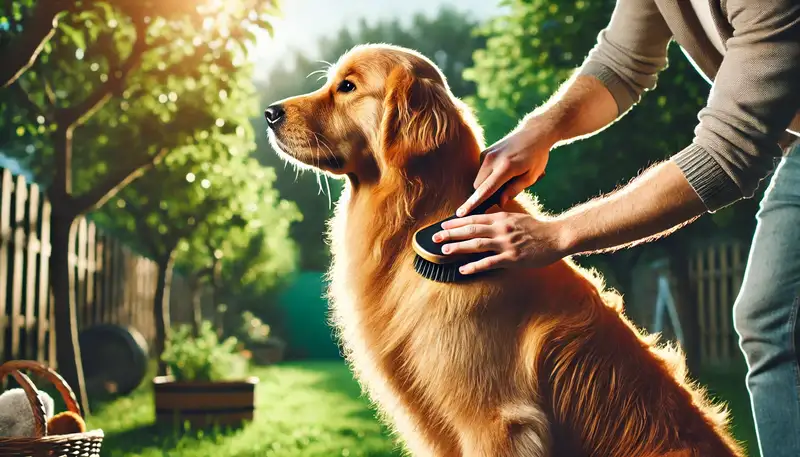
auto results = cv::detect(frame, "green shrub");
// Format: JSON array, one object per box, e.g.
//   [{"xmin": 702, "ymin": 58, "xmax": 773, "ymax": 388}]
[
  {"xmin": 239, "ymin": 310, "xmax": 271, "ymax": 345},
  {"xmin": 161, "ymin": 321, "xmax": 248, "ymax": 382}
]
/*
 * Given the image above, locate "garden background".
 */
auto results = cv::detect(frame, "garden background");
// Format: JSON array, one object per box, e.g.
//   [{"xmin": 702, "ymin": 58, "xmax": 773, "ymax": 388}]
[{"xmin": 0, "ymin": 0, "xmax": 770, "ymax": 455}]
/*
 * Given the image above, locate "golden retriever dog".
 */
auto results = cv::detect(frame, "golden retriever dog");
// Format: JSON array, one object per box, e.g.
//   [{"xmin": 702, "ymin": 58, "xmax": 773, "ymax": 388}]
[{"xmin": 265, "ymin": 43, "xmax": 745, "ymax": 457}]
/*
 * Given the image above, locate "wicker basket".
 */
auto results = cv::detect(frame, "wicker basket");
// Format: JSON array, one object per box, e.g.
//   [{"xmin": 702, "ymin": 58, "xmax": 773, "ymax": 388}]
[{"xmin": 0, "ymin": 360, "xmax": 104, "ymax": 457}]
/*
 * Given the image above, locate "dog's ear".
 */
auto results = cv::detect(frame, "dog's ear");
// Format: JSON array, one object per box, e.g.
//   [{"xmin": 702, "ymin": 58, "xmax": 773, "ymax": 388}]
[{"xmin": 380, "ymin": 66, "xmax": 458, "ymax": 167}]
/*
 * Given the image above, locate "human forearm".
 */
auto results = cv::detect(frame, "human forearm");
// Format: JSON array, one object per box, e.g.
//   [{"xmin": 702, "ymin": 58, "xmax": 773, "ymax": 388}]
[
  {"xmin": 555, "ymin": 160, "xmax": 707, "ymax": 256},
  {"xmin": 522, "ymin": 73, "xmax": 620, "ymax": 148},
  {"xmin": 438, "ymin": 159, "xmax": 707, "ymax": 274},
  {"xmin": 456, "ymin": 74, "xmax": 625, "ymax": 217},
  {"xmin": 518, "ymin": 0, "xmax": 674, "ymax": 148}
]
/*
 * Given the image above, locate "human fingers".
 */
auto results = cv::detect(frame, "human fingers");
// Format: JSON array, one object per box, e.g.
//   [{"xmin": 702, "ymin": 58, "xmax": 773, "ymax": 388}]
[
  {"xmin": 458, "ymin": 252, "xmax": 514, "ymax": 275},
  {"xmin": 498, "ymin": 170, "xmax": 536, "ymax": 206},
  {"xmin": 457, "ymin": 168, "xmax": 510, "ymax": 217},
  {"xmin": 432, "ymin": 222, "xmax": 496, "ymax": 244},
  {"xmin": 439, "ymin": 213, "xmax": 497, "ymax": 230},
  {"xmin": 439, "ymin": 237, "xmax": 501, "ymax": 256},
  {"xmin": 474, "ymin": 146, "xmax": 500, "ymax": 189}
]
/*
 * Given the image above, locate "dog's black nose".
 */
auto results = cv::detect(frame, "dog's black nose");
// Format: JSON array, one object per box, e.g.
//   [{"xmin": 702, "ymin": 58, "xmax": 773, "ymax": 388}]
[{"xmin": 264, "ymin": 104, "xmax": 285, "ymax": 128}]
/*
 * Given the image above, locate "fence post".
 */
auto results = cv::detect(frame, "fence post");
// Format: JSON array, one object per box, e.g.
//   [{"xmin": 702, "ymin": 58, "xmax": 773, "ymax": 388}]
[
  {"xmin": 37, "ymin": 199, "xmax": 51, "ymax": 363},
  {"xmin": 10, "ymin": 174, "xmax": 27, "ymax": 359},
  {"xmin": 0, "ymin": 169, "xmax": 12, "ymax": 359},
  {"xmin": 24, "ymin": 181, "xmax": 40, "ymax": 358},
  {"xmin": 111, "ymin": 237, "xmax": 123, "ymax": 325},
  {"xmin": 85, "ymin": 222, "xmax": 96, "ymax": 328},
  {"xmin": 689, "ymin": 241, "xmax": 749, "ymax": 369},
  {"xmin": 719, "ymin": 244, "xmax": 731, "ymax": 361},
  {"xmin": 75, "ymin": 218, "xmax": 88, "ymax": 328}
]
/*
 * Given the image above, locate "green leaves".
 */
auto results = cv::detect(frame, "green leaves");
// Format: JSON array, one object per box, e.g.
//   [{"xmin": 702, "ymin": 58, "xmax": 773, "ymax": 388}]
[
  {"xmin": 0, "ymin": 0, "xmax": 300, "ymax": 303},
  {"xmin": 58, "ymin": 21, "xmax": 86, "ymax": 51},
  {"xmin": 161, "ymin": 321, "xmax": 248, "ymax": 382}
]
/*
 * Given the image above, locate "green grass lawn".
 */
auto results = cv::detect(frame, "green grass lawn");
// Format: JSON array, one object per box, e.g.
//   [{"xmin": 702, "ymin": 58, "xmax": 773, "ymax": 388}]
[
  {"xmin": 86, "ymin": 361, "xmax": 759, "ymax": 457},
  {"xmin": 88, "ymin": 361, "xmax": 402, "ymax": 457}
]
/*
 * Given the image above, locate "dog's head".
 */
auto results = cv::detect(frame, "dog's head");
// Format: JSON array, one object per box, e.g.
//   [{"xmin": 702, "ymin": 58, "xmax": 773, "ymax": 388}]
[{"xmin": 265, "ymin": 43, "xmax": 482, "ymax": 180}]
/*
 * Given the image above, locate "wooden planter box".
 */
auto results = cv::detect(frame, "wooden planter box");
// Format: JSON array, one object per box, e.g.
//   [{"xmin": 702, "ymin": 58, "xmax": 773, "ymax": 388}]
[{"xmin": 153, "ymin": 376, "xmax": 258, "ymax": 429}]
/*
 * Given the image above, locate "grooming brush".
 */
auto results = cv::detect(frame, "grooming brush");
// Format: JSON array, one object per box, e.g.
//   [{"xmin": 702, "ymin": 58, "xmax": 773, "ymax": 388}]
[{"xmin": 412, "ymin": 182, "xmax": 510, "ymax": 283}]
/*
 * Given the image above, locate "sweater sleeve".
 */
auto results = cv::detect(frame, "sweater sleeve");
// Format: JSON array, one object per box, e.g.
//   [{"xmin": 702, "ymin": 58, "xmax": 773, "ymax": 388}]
[
  {"xmin": 671, "ymin": 1, "xmax": 800, "ymax": 212},
  {"xmin": 576, "ymin": 0, "xmax": 673, "ymax": 115}
]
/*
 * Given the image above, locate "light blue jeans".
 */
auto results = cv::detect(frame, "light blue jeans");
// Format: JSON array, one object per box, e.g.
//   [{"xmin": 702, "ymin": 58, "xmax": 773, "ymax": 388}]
[{"xmin": 733, "ymin": 146, "xmax": 800, "ymax": 457}]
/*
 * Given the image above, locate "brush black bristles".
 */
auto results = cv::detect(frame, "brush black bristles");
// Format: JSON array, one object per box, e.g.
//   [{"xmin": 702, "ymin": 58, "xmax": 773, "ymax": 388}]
[
  {"xmin": 412, "ymin": 252, "xmax": 493, "ymax": 283},
  {"xmin": 413, "ymin": 255, "xmax": 461, "ymax": 282}
]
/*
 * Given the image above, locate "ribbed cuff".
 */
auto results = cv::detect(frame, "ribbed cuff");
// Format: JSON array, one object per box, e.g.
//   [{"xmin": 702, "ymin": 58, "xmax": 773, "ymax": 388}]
[
  {"xmin": 672, "ymin": 143, "xmax": 742, "ymax": 213},
  {"xmin": 576, "ymin": 61, "xmax": 637, "ymax": 116}
]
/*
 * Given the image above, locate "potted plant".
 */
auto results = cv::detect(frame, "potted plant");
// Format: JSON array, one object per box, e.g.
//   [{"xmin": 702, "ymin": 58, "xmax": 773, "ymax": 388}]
[
  {"xmin": 239, "ymin": 311, "xmax": 287, "ymax": 366},
  {"xmin": 154, "ymin": 321, "xmax": 257, "ymax": 429}
]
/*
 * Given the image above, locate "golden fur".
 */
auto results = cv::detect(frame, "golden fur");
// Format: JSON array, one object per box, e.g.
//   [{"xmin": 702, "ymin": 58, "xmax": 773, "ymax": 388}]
[{"xmin": 267, "ymin": 43, "xmax": 746, "ymax": 457}]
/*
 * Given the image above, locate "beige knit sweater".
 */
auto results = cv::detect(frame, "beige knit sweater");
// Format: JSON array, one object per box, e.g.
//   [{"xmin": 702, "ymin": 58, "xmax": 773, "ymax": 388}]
[{"xmin": 576, "ymin": 0, "xmax": 800, "ymax": 212}]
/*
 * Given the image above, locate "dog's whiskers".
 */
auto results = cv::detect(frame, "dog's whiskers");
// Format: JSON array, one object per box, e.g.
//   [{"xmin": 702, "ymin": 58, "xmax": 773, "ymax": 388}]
[
  {"xmin": 312, "ymin": 132, "xmax": 340, "ymax": 168},
  {"xmin": 303, "ymin": 130, "xmax": 337, "ymax": 209},
  {"xmin": 308, "ymin": 60, "xmax": 335, "ymax": 82},
  {"xmin": 307, "ymin": 69, "xmax": 328, "ymax": 80},
  {"xmin": 309, "ymin": 134, "xmax": 326, "ymax": 197},
  {"xmin": 324, "ymin": 174, "xmax": 332, "ymax": 210}
]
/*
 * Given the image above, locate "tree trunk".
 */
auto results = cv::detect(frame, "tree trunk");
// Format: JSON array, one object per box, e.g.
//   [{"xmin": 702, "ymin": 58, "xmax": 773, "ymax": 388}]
[
  {"xmin": 211, "ymin": 258, "xmax": 224, "ymax": 337},
  {"xmin": 189, "ymin": 275, "xmax": 203, "ymax": 336},
  {"xmin": 50, "ymin": 212, "xmax": 90, "ymax": 414},
  {"xmin": 153, "ymin": 252, "xmax": 175, "ymax": 376},
  {"xmin": 666, "ymin": 238, "xmax": 702, "ymax": 376}
]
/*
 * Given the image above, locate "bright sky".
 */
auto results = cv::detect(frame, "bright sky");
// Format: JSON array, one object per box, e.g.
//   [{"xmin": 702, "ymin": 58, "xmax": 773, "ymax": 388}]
[{"xmin": 251, "ymin": 0, "xmax": 507, "ymax": 79}]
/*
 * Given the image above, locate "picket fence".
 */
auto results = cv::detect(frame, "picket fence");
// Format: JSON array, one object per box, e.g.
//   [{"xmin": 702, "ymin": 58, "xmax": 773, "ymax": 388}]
[
  {"xmin": 0, "ymin": 168, "xmax": 196, "ymax": 365},
  {"xmin": 689, "ymin": 241, "xmax": 748, "ymax": 368}
]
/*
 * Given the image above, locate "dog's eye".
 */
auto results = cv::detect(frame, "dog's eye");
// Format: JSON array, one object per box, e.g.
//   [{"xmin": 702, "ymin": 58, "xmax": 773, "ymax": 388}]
[{"xmin": 337, "ymin": 80, "xmax": 356, "ymax": 93}]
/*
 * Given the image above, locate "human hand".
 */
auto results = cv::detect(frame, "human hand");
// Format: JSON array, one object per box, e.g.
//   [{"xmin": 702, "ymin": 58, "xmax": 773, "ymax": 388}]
[
  {"xmin": 432, "ymin": 211, "xmax": 572, "ymax": 275},
  {"xmin": 456, "ymin": 117, "xmax": 558, "ymax": 217}
]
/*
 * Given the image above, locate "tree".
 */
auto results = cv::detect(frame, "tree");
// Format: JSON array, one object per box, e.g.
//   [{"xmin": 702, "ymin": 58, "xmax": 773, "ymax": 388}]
[
  {"xmin": 0, "ymin": 0, "xmax": 277, "ymax": 88},
  {"xmin": 0, "ymin": 0, "xmax": 278, "ymax": 411},
  {"xmin": 175, "ymin": 172, "xmax": 300, "ymax": 338},
  {"xmin": 466, "ymin": 0, "xmax": 764, "ymax": 372},
  {"xmin": 253, "ymin": 5, "xmax": 488, "ymax": 270},
  {"xmin": 0, "ymin": 0, "xmax": 67, "ymax": 88},
  {"xmin": 94, "ymin": 146, "xmax": 300, "ymax": 374}
]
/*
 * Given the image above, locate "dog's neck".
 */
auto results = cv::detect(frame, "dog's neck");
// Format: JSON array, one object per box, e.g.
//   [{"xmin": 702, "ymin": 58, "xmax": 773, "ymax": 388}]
[
  {"xmin": 341, "ymin": 137, "xmax": 481, "ymax": 271},
  {"xmin": 370, "ymin": 141, "xmax": 478, "ymax": 214}
]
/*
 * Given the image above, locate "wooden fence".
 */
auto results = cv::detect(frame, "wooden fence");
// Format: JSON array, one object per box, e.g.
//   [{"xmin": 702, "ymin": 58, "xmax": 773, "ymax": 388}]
[
  {"xmin": 0, "ymin": 167, "xmax": 195, "ymax": 366},
  {"xmin": 689, "ymin": 241, "xmax": 748, "ymax": 368}
]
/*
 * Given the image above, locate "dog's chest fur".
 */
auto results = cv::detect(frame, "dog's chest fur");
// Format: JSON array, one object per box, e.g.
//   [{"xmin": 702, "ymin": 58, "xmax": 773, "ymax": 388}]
[{"xmin": 325, "ymin": 189, "xmax": 550, "ymax": 448}]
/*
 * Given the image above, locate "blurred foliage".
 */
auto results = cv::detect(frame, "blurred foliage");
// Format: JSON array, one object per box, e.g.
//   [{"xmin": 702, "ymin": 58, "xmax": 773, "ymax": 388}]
[
  {"xmin": 252, "ymin": 5, "xmax": 488, "ymax": 271},
  {"xmin": 465, "ymin": 0, "xmax": 764, "ymax": 278},
  {"xmin": 1, "ymin": 0, "xmax": 279, "ymax": 197},
  {"xmin": 1, "ymin": 0, "xmax": 294, "ymax": 281},
  {"xmin": 0, "ymin": 0, "xmax": 278, "ymax": 87},
  {"xmin": 93, "ymin": 143, "xmax": 300, "ymax": 285},
  {"xmin": 91, "ymin": 104, "xmax": 301, "ymax": 343},
  {"xmin": 238, "ymin": 310, "xmax": 272, "ymax": 344},
  {"xmin": 0, "ymin": 0, "xmax": 37, "ymax": 41},
  {"xmin": 1, "ymin": 0, "xmax": 298, "ymax": 366},
  {"xmin": 173, "ymin": 157, "xmax": 301, "ymax": 296}
]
